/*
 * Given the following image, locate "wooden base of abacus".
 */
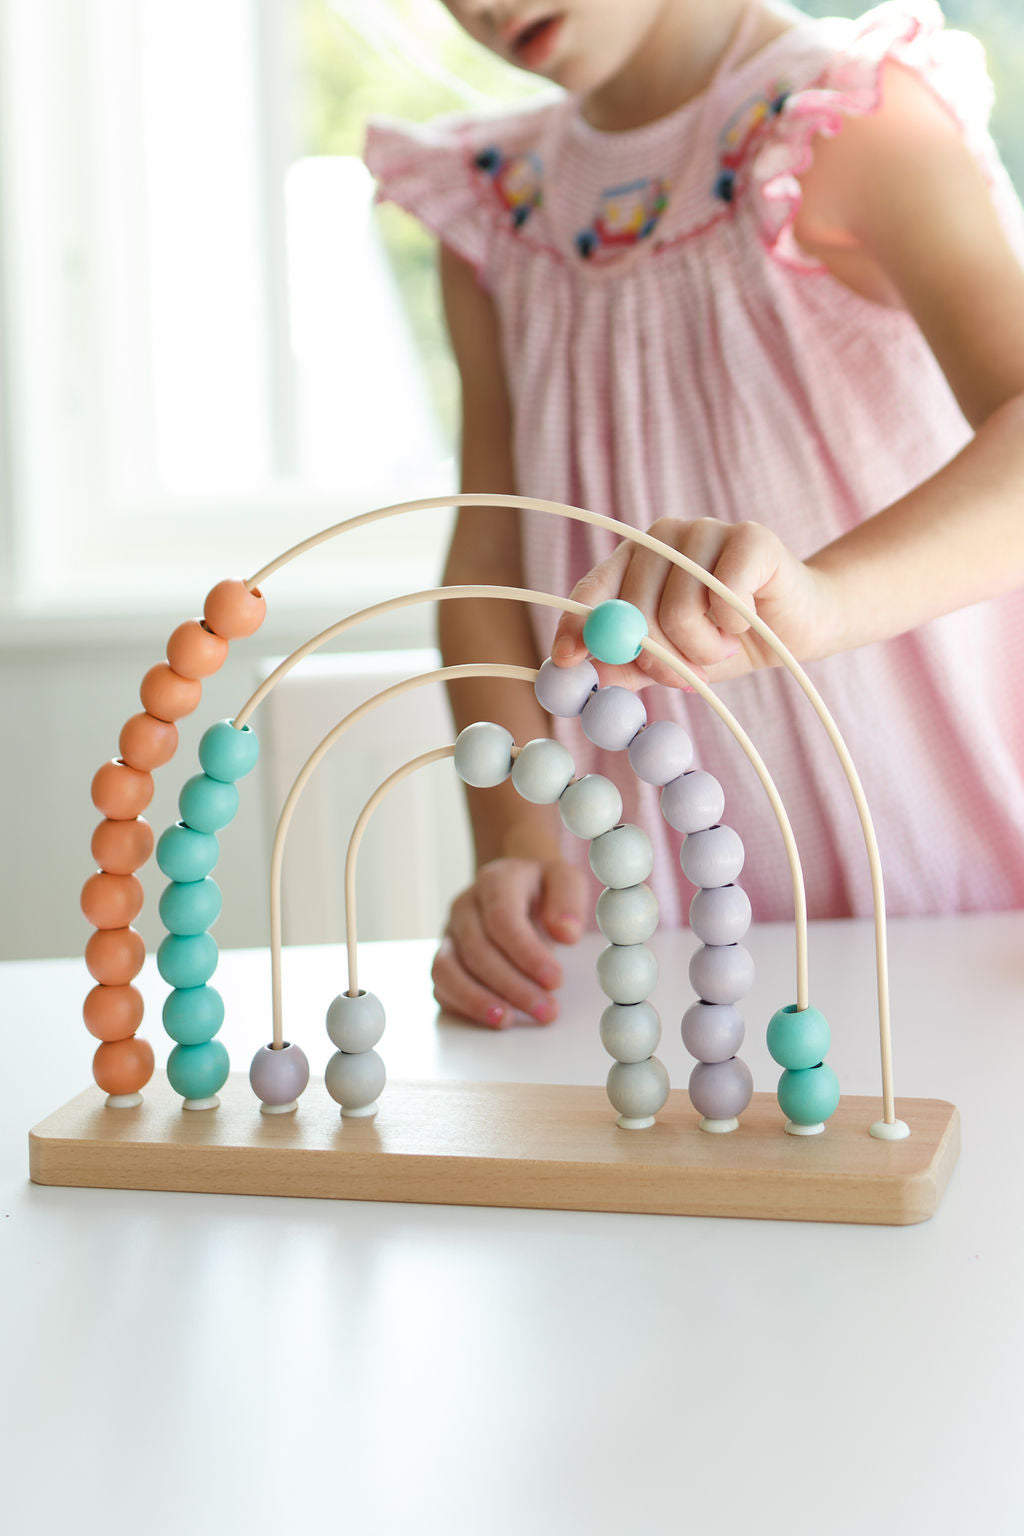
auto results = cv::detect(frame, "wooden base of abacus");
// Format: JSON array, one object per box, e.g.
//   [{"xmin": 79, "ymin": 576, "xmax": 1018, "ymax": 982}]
[{"xmin": 29, "ymin": 1074, "xmax": 959, "ymax": 1225}]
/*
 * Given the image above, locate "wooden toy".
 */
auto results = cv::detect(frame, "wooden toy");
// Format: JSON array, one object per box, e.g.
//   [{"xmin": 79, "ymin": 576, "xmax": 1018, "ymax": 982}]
[{"xmin": 28, "ymin": 494, "xmax": 960, "ymax": 1224}]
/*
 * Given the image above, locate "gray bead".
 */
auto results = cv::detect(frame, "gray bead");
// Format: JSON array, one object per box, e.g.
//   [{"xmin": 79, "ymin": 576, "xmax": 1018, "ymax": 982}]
[
  {"xmin": 589, "ymin": 823, "xmax": 654, "ymax": 889},
  {"xmin": 326, "ymin": 989, "xmax": 386, "ymax": 1053},
  {"xmin": 688, "ymin": 942, "xmax": 755, "ymax": 1005},
  {"xmin": 600, "ymin": 1000, "xmax": 662, "ymax": 1063},
  {"xmin": 607, "ymin": 1057, "xmax": 670, "ymax": 1121},
  {"xmin": 680, "ymin": 823, "xmax": 745, "ymax": 888},
  {"xmin": 628, "ymin": 720, "xmax": 694, "ymax": 786},
  {"xmin": 661, "ymin": 769, "xmax": 726, "ymax": 835},
  {"xmin": 510, "ymin": 737, "xmax": 575, "ymax": 803},
  {"xmin": 324, "ymin": 1048, "xmax": 386, "ymax": 1114},
  {"xmin": 688, "ymin": 1057, "xmax": 754, "ymax": 1120},
  {"xmin": 534, "ymin": 656, "xmax": 599, "ymax": 717},
  {"xmin": 580, "ymin": 686, "xmax": 647, "ymax": 751},
  {"xmin": 681, "ymin": 1001, "xmax": 745, "ymax": 1063},
  {"xmin": 559, "ymin": 774, "xmax": 622, "ymax": 840},
  {"xmin": 595, "ymin": 882, "xmax": 659, "ymax": 945},
  {"xmin": 248, "ymin": 1041, "xmax": 310, "ymax": 1106},
  {"xmin": 689, "ymin": 884, "xmax": 752, "ymax": 946},
  {"xmin": 596, "ymin": 942, "xmax": 658, "ymax": 1005},
  {"xmin": 453, "ymin": 721, "xmax": 514, "ymax": 788}
]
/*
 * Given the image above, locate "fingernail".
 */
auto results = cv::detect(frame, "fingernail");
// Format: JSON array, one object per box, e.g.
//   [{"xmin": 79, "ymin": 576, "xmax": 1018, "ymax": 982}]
[
  {"xmin": 531, "ymin": 998, "xmax": 557, "ymax": 1024},
  {"xmin": 551, "ymin": 636, "xmax": 575, "ymax": 663},
  {"xmin": 556, "ymin": 914, "xmax": 582, "ymax": 940},
  {"xmin": 485, "ymin": 1005, "xmax": 505, "ymax": 1027}
]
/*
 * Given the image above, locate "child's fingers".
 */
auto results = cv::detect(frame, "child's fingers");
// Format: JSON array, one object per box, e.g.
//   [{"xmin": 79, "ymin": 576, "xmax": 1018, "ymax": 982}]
[
  {"xmin": 704, "ymin": 521, "xmax": 783, "ymax": 637},
  {"xmin": 434, "ymin": 867, "xmax": 563, "ymax": 1026},
  {"xmin": 535, "ymin": 860, "xmax": 588, "ymax": 946},
  {"xmin": 551, "ymin": 542, "xmax": 633, "ymax": 665}
]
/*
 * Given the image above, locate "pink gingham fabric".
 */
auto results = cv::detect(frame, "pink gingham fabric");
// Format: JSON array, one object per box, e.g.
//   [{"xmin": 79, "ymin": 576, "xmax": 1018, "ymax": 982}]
[{"xmin": 366, "ymin": 2, "xmax": 1024, "ymax": 922}]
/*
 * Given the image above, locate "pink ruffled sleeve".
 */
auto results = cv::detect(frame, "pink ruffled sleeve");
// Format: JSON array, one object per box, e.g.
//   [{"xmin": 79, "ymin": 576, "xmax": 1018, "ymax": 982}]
[
  {"xmin": 364, "ymin": 115, "xmax": 493, "ymax": 278},
  {"xmin": 749, "ymin": 0, "xmax": 1013, "ymax": 270}
]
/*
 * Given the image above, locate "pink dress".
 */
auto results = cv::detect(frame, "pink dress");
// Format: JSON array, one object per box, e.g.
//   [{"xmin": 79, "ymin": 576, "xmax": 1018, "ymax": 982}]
[{"xmin": 366, "ymin": 1, "xmax": 1024, "ymax": 924}]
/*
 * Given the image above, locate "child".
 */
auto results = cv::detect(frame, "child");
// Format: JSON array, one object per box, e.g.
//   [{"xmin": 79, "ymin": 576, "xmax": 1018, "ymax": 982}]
[{"xmin": 364, "ymin": 1, "xmax": 1024, "ymax": 1028}]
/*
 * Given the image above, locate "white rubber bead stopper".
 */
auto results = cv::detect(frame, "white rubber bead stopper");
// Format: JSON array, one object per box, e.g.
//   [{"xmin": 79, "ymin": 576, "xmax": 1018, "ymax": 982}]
[
  {"xmin": 341, "ymin": 1101, "xmax": 380, "ymax": 1119},
  {"xmin": 260, "ymin": 1099, "xmax": 298, "ymax": 1115},
  {"xmin": 870, "ymin": 1119, "xmax": 912, "ymax": 1141},
  {"xmin": 183, "ymin": 1095, "xmax": 221, "ymax": 1111},
  {"xmin": 700, "ymin": 1117, "xmax": 740, "ymax": 1135},
  {"xmin": 617, "ymin": 1114, "xmax": 656, "ymax": 1130},
  {"xmin": 105, "ymin": 1092, "xmax": 143, "ymax": 1109},
  {"xmin": 785, "ymin": 1120, "xmax": 825, "ymax": 1137}
]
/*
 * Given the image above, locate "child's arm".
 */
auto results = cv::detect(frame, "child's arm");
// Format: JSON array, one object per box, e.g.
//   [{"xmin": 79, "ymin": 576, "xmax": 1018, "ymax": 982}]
[
  {"xmin": 434, "ymin": 244, "xmax": 587, "ymax": 1027},
  {"xmin": 551, "ymin": 62, "xmax": 1024, "ymax": 688}
]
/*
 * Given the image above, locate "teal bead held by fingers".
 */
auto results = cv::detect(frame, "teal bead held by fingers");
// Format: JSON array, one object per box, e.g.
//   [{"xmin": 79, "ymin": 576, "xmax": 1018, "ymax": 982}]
[{"xmin": 583, "ymin": 599, "xmax": 648, "ymax": 664}]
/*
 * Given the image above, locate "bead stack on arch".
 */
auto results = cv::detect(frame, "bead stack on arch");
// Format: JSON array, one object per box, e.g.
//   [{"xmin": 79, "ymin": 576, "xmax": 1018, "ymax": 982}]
[
  {"xmin": 81, "ymin": 577, "xmax": 266, "ymax": 1107},
  {"xmin": 157, "ymin": 718, "xmax": 260, "ymax": 1109},
  {"xmin": 766, "ymin": 1004, "xmax": 840, "ymax": 1136},
  {"xmin": 323, "ymin": 990, "xmax": 387, "ymax": 1118}
]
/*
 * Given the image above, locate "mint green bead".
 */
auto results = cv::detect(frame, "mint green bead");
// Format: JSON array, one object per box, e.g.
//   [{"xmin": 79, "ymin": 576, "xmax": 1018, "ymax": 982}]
[
  {"xmin": 162, "ymin": 985, "xmax": 225, "ymax": 1045},
  {"xmin": 156, "ymin": 822, "xmax": 218, "ymax": 882},
  {"xmin": 157, "ymin": 931, "xmax": 218, "ymax": 989},
  {"xmin": 179, "ymin": 773, "xmax": 239, "ymax": 833},
  {"xmin": 582, "ymin": 600, "xmax": 647, "ymax": 665},
  {"xmin": 167, "ymin": 1039, "xmax": 230, "ymax": 1101},
  {"xmin": 777, "ymin": 1063, "xmax": 841, "ymax": 1126},
  {"xmin": 198, "ymin": 719, "xmax": 259, "ymax": 783},
  {"xmin": 159, "ymin": 878, "xmax": 222, "ymax": 936},
  {"xmin": 767, "ymin": 1004, "xmax": 831, "ymax": 1070}
]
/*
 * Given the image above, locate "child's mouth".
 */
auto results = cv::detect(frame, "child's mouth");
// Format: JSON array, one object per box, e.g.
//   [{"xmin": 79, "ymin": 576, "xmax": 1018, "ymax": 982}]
[{"xmin": 509, "ymin": 14, "xmax": 564, "ymax": 70}]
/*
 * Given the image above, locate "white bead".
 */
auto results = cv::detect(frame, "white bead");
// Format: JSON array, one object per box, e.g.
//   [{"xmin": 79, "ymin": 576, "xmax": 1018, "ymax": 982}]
[
  {"xmin": 454, "ymin": 722, "xmax": 514, "ymax": 788},
  {"xmin": 600, "ymin": 1000, "xmax": 661, "ymax": 1062},
  {"xmin": 510, "ymin": 738, "xmax": 575, "ymax": 803},
  {"xmin": 589, "ymin": 823, "xmax": 653, "ymax": 889},
  {"xmin": 596, "ymin": 942, "xmax": 658, "ymax": 1005},
  {"xmin": 559, "ymin": 774, "xmax": 622, "ymax": 840},
  {"xmin": 688, "ymin": 943, "xmax": 755, "ymax": 1005},
  {"xmin": 607, "ymin": 1057, "xmax": 670, "ymax": 1124},
  {"xmin": 580, "ymin": 686, "xmax": 647, "ymax": 751},
  {"xmin": 326, "ymin": 990, "xmax": 386, "ymax": 1053},
  {"xmin": 680, "ymin": 824, "xmax": 745, "ymax": 888},
  {"xmin": 324, "ymin": 1049, "xmax": 386, "ymax": 1116},
  {"xmin": 628, "ymin": 720, "xmax": 694, "ymax": 786},
  {"xmin": 534, "ymin": 656, "xmax": 599, "ymax": 717},
  {"xmin": 595, "ymin": 882, "xmax": 659, "ymax": 945},
  {"xmin": 689, "ymin": 884, "xmax": 751, "ymax": 945},
  {"xmin": 661, "ymin": 769, "xmax": 725, "ymax": 834}
]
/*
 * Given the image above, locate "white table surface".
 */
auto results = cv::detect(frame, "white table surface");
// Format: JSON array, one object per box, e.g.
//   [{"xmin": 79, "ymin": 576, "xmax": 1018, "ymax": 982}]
[{"xmin": 4, "ymin": 913, "xmax": 1024, "ymax": 1535}]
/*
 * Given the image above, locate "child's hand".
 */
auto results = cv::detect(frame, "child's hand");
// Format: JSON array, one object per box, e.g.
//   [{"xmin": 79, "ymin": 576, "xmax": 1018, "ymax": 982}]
[
  {"xmin": 550, "ymin": 517, "xmax": 835, "ymax": 690},
  {"xmin": 431, "ymin": 857, "xmax": 588, "ymax": 1028}
]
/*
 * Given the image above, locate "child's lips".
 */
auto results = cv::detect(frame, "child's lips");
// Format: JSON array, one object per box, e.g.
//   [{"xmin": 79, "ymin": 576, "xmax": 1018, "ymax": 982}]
[{"xmin": 505, "ymin": 13, "xmax": 564, "ymax": 70}]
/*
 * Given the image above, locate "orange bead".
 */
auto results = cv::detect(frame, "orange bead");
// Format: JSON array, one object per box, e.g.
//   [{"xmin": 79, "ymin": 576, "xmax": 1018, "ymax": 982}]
[
  {"xmin": 166, "ymin": 618, "xmax": 230, "ymax": 679},
  {"xmin": 139, "ymin": 663, "xmax": 202, "ymax": 722},
  {"xmin": 91, "ymin": 759, "xmax": 154, "ymax": 820},
  {"xmin": 93, "ymin": 1035, "xmax": 155, "ymax": 1095},
  {"xmin": 83, "ymin": 982, "xmax": 145, "ymax": 1041},
  {"xmin": 85, "ymin": 927, "xmax": 146, "ymax": 985},
  {"xmin": 90, "ymin": 817, "xmax": 154, "ymax": 875},
  {"xmin": 203, "ymin": 579, "xmax": 266, "ymax": 640},
  {"xmin": 120, "ymin": 712, "xmax": 179, "ymax": 771},
  {"xmin": 81, "ymin": 871, "xmax": 144, "ymax": 929}
]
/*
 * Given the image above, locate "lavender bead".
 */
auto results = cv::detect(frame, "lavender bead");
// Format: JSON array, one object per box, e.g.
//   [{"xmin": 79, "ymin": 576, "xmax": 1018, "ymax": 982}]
[
  {"xmin": 680, "ymin": 824, "xmax": 745, "ymax": 888},
  {"xmin": 511, "ymin": 738, "xmax": 575, "ymax": 804},
  {"xmin": 596, "ymin": 942, "xmax": 658, "ymax": 1006},
  {"xmin": 607, "ymin": 1057, "xmax": 670, "ymax": 1124},
  {"xmin": 559, "ymin": 774, "xmax": 622, "ymax": 841},
  {"xmin": 688, "ymin": 1057, "xmax": 754, "ymax": 1121},
  {"xmin": 534, "ymin": 656, "xmax": 599, "ymax": 717},
  {"xmin": 453, "ymin": 721, "xmax": 514, "ymax": 788},
  {"xmin": 689, "ymin": 884, "xmax": 752, "ymax": 946},
  {"xmin": 248, "ymin": 1041, "xmax": 310, "ymax": 1110},
  {"xmin": 580, "ymin": 686, "xmax": 647, "ymax": 751},
  {"xmin": 689, "ymin": 942, "xmax": 755, "ymax": 1005},
  {"xmin": 681, "ymin": 1001, "xmax": 745, "ymax": 1064},
  {"xmin": 628, "ymin": 720, "xmax": 694, "ymax": 786},
  {"xmin": 595, "ymin": 883, "xmax": 659, "ymax": 945},
  {"xmin": 326, "ymin": 989, "xmax": 386, "ymax": 1053},
  {"xmin": 661, "ymin": 770, "xmax": 725, "ymax": 835},
  {"xmin": 589, "ymin": 823, "xmax": 653, "ymax": 889},
  {"xmin": 600, "ymin": 1000, "xmax": 662, "ymax": 1063}
]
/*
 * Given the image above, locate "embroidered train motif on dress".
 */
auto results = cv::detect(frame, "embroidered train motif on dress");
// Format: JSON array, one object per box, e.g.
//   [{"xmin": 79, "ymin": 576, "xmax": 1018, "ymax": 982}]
[
  {"xmin": 574, "ymin": 177, "xmax": 670, "ymax": 262},
  {"xmin": 474, "ymin": 147, "xmax": 543, "ymax": 228},
  {"xmin": 713, "ymin": 79, "xmax": 791, "ymax": 202}
]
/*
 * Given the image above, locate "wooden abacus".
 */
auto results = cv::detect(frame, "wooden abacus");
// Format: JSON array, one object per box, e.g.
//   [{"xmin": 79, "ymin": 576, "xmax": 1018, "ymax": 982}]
[{"xmin": 28, "ymin": 494, "xmax": 960, "ymax": 1224}]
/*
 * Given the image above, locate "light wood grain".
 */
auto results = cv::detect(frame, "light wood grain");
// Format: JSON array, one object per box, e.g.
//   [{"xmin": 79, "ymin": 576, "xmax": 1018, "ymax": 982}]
[{"xmin": 29, "ymin": 1076, "xmax": 959, "ymax": 1225}]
